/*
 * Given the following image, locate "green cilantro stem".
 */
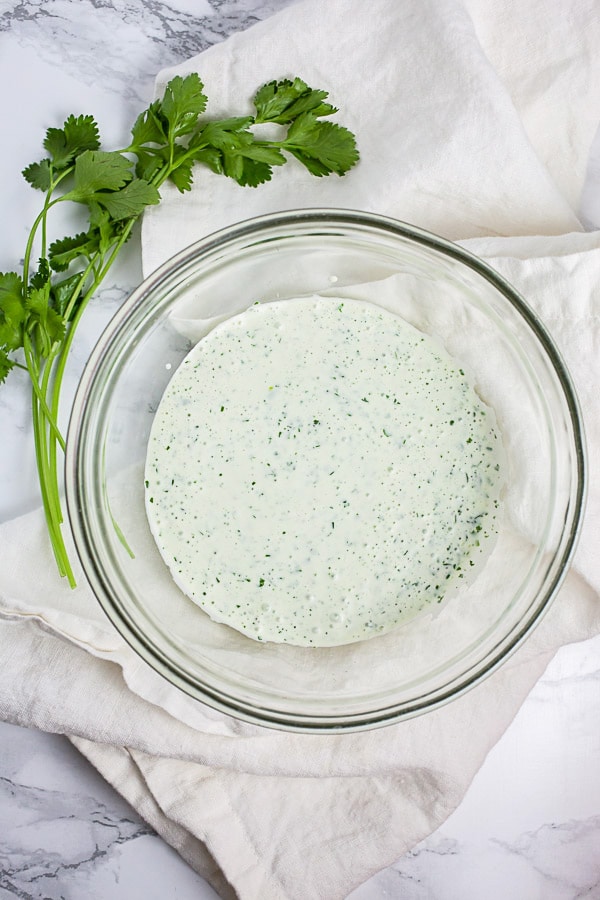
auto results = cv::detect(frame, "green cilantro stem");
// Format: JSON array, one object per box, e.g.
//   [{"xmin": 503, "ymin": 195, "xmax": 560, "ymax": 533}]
[
  {"xmin": 22, "ymin": 335, "xmax": 65, "ymax": 449},
  {"xmin": 0, "ymin": 74, "xmax": 358, "ymax": 585}
]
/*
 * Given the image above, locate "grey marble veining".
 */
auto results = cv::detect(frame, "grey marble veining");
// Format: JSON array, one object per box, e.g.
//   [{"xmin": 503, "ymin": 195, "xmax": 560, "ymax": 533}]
[
  {"xmin": 351, "ymin": 815, "xmax": 600, "ymax": 900},
  {"xmin": 496, "ymin": 817, "xmax": 600, "ymax": 898},
  {"xmin": 1, "ymin": 778, "xmax": 152, "ymax": 897},
  {"xmin": 0, "ymin": 722, "xmax": 217, "ymax": 900},
  {"xmin": 1, "ymin": 0, "xmax": 298, "ymax": 102}
]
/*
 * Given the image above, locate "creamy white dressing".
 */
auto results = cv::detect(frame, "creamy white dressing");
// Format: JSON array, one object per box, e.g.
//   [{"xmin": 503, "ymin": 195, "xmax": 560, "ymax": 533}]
[{"xmin": 145, "ymin": 296, "xmax": 503, "ymax": 646}]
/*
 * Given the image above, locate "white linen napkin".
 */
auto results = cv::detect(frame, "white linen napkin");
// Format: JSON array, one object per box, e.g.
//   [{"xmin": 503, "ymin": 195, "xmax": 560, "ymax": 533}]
[{"xmin": 2, "ymin": 1, "xmax": 600, "ymax": 898}]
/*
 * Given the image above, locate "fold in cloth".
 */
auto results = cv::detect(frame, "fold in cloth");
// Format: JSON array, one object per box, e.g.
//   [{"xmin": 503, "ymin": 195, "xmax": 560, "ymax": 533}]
[{"xmin": 2, "ymin": 1, "xmax": 600, "ymax": 897}]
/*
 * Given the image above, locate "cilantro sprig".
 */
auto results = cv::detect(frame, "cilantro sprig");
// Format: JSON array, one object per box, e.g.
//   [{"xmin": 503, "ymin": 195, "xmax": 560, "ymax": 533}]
[{"xmin": 0, "ymin": 74, "xmax": 358, "ymax": 586}]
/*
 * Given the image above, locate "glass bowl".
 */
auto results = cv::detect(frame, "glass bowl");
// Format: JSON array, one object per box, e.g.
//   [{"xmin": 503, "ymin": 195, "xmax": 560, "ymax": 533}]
[{"xmin": 65, "ymin": 209, "xmax": 586, "ymax": 733}]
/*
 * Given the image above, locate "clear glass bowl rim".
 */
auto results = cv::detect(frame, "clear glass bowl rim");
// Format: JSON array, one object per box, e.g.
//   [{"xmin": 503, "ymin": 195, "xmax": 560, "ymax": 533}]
[{"xmin": 65, "ymin": 207, "xmax": 588, "ymax": 733}]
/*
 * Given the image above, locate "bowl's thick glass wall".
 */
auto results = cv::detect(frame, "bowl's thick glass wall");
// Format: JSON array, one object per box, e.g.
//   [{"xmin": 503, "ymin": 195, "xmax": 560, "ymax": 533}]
[{"xmin": 66, "ymin": 210, "xmax": 585, "ymax": 731}]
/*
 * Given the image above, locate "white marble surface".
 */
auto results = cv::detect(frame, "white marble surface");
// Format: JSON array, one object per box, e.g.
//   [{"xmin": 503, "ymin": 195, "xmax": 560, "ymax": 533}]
[{"xmin": 1, "ymin": 2, "xmax": 600, "ymax": 898}]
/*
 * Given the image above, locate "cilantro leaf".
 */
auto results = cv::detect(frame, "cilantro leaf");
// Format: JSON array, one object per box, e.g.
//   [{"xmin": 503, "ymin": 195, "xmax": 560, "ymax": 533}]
[
  {"xmin": 135, "ymin": 148, "xmax": 167, "ymax": 182},
  {"xmin": 283, "ymin": 113, "xmax": 359, "ymax": 176},
  {"xmin": 50, "ymin": 274, "xmax": 84, "ymax": 318},
  {"xmin": 235, "ymin": 142, "xmax": 286, "ymax": 166},
  {"xmin": 0, "ymin": 272, "xmax": 25, "ymax": 350},
  {"xmin": 223, "ymin": 153, "xmax": 274, "ymax": 187},
  {"xmin": 130, "ymin": 101, "xmax": 168, "ymax": 147},
  {"xmin": 63, "ymin": 114, "xmax": 101, "ymax": 153},
  {"xmin": 237, "ymin": 158, "xmax": 274, "ymax": 187},
  {"xmin": 87, "ymin": 203, "xmax": 120, "ymax": 255},
  {"xmin": 191, "ymin": 118, "xmax": 284, "ymax": 186},
  {"xmin": 43, "ymin": 114, "xmax": 100, "ymax": 170},
  {"xmin": 220, "ymin": 150, "xmax": 244, "ymax": 183},
  {"xmin": 194, "ymin": 117, "xmax": 255, "ymax": 150},
  {"xmin": 254, "ymin": 78, "xmax": 336, "ymax": 125},
  {"xmin": 0, "ymin": 349, "xmax": 15, "ymax": 384},
  {"xmin": 160, "ymin": 73, "xmax": 208, "ymax": 139},
  {"xmin": 30, "ymin": 258, "xmax": 51, "ymax": 291},
  {"xmin": 94, "ymin": 178, "xmax": 160, "ymax": 220},
  {"xmin": 22, "ymin": 159, "xmax": 52, "ymax": 192},
  {"xmin": 26, "ymin": 281, "xmax": 66, "ymax": 357},
  {"xmin": 0, "ymin": 272, "xmax": 24, "ymax": 302},
  {"xmin": 168, "ymin": 157, "xmax": 195, "ymax": 192},
  {"xmin": 69, "ymin": 150, "xmax": 132, "ymax": 199},
  {"xmin": 49, "ymin": 233, "xmax": 99, "ymax": 271},
  {"xmin": 188, "ymin": 146, "xmax": 223, "ymax": 175}
]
